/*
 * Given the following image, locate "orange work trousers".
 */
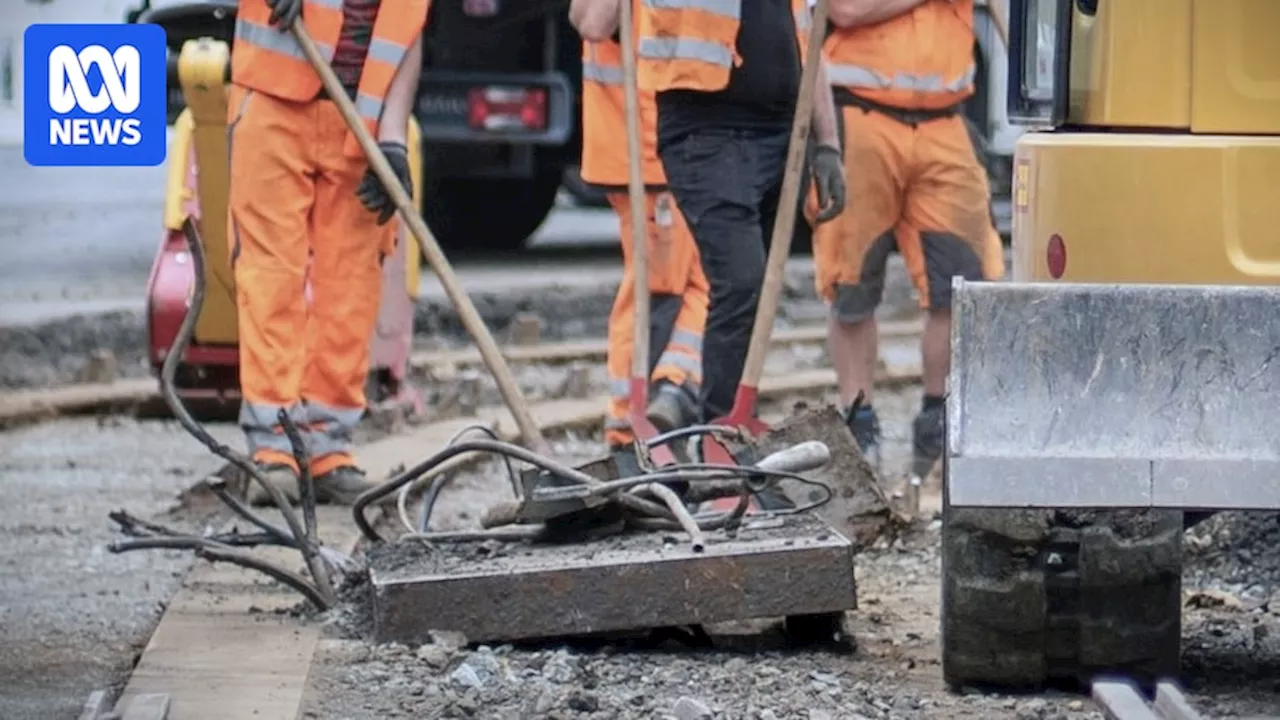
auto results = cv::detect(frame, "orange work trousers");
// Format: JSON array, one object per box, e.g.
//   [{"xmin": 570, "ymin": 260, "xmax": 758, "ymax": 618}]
[
  {"xmin": 811, "ymin": 107, "xmax": 1004, "ymax": 323},
  {"xmin": 227, "ymin": 84, "xmax": 395, "ymax": 477},
  {"xmin": 605, "ymin": 191, "xmax": 709, "ymax": 447}
]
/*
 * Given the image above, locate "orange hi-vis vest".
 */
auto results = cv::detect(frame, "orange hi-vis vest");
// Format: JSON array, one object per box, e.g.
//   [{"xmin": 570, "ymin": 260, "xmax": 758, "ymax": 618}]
[
  {"xmin": 636, "ymin": 0, "xmax": 813, "ymax": 93},
  {"xmin": 823, "ymin": 0, "xmax": 976, "ymax": 111},
  {"xmin": 580, "ymin": 38, "xmax": 666, "ymax": 187},
  {"xmin": 232, "ymin": 0, "xmax": 430, "ymax": 156}
]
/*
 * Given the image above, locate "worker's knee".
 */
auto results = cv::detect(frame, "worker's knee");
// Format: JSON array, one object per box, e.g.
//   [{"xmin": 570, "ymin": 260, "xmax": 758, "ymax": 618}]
[
  {"xmin": 921, "ymin": 231, "xmax": 984, "ymax": 311},
  {"xmin": 830, "ymin": 282, "xmax": 882, "ymax": 325}
]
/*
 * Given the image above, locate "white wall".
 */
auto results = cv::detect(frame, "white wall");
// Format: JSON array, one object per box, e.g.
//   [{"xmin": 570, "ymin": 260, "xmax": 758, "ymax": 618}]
[{"xmin": 0, "ymin": 0, "xmax": 143, "ymax": 144}]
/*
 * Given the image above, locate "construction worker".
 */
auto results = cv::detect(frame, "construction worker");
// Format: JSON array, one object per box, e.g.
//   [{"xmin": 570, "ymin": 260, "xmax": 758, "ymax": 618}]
[
  {"xmin": 228, "ymin": 0, "xmax": 427, "ymax": 505},
  {"xmin": 570, "ymin": 0, "xmax": 711, "ymax": 457},
  {"xmin": 637, "ymin": 0, "xmax": 847, "ymax": 425},
  {"xmin": 814, "ymin": 0, "xmax": 1004, "ymax": 476}
]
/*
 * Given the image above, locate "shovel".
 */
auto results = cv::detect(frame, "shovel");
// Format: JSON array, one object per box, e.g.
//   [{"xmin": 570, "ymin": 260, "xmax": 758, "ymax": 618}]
[
  {"xmin": 289, "ymin": 23, "xmax": 552, "ymax": 457},
  {"xmin": 617, "ymin": 0, "xmax": 678, "ymax": 467},
  {"xmin": 700, "ymin": 0, "xmax": 834, "ymax": 471}
]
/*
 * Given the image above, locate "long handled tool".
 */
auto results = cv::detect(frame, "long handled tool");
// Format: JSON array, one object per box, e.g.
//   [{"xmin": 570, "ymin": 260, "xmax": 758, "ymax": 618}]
[
  {"xmin": 290, "ymin": 23, "xmax": 550, "ymax": 457},
  {"xmin": 617, "ymin": 0, "xmax": 677, "ymax": 467},
  {"xmin": 700, "ymin": 0, "xmax": 833, "ymax": 466}
]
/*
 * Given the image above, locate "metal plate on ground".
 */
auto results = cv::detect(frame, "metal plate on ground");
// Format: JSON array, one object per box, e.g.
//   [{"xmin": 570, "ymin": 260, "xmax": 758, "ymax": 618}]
[{"xmin": 368, "ymin": 514, "xmax": 856, "ymax": 645}]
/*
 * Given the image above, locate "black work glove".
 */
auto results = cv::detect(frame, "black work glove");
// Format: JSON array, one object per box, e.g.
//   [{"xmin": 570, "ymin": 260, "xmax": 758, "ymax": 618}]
[
  {"xmin": 265, "ymin": 0, "xmax": 303, "ymax": 30},
  {"xmin": 809, "ymin": 143, "xmax": 847, "ymax": 224},
  {"xmin": 356, "ymin": 142, "xmax": 412, "ymax": 226}
]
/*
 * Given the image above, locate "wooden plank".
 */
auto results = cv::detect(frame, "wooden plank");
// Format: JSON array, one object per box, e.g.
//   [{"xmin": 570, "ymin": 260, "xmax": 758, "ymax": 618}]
[
  {"xmin": 119, "ymin": 693, "xmax": 172, "ymax": 720},
  {"xmin": 116, "ymin": 506, "xmax": 360, "ymax": 720}
]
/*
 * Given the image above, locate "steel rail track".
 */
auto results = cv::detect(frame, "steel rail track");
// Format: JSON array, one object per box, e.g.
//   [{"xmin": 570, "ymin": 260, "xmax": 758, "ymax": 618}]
[{"xmin": 1092, "ymin": 679, "xmax": 1210, "ymax": 720}]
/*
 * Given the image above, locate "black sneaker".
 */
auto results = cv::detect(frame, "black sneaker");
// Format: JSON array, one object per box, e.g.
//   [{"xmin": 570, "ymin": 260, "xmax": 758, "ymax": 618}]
[
  {"xmin": 645, "ymin": 381, "xmax": 698, "ymax": 433},
  {"xmin": 844, "ymin": 406, "xmax": 882, "ymax": 471},
  {"xmin": 911, "ymin": 404, "xmax": 945, "ymax": 479},
  {"xmin": 315, "ymin": 465, "xmax": 377, "ymax": 506},
  {"xmin": 246, "ymin": 463, "xmax": 299, "ymax": 507}
]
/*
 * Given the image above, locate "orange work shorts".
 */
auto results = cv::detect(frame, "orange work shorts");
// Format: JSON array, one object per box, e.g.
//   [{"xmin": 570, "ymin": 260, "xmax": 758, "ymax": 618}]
[{"xmin": 811, "ymin": 105, "xmax": 1003, "ymax": 322}]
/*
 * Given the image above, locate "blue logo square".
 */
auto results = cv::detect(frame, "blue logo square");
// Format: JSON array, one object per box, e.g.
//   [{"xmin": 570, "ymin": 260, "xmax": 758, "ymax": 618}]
[{"xmin": 23, "ymin": 23, "xmax": 168, "ymax": 167}]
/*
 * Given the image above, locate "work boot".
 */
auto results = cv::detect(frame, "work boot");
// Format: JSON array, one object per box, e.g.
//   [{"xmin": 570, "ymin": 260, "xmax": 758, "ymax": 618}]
[
  {"xmin": 844, "ymin": 405, "xmax": 882, "ymax": 471},
  {"xmin": 314, "ymin": 465, "xmax": 377, "ymax": 506},
  {"xmin": 645, "ymin": 380, "xmax": 698, "ymax": 434},
  {"xmin": 246, "ymin": 463, "xmax": 300, "ymax": 507},
  {"xmin": 911, "ymin": 403, "xmax": 945, "ymax": 480}
]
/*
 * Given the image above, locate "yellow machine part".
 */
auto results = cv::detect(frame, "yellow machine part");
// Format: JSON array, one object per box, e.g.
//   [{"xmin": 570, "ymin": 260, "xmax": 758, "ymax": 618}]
[
  {"xmin": 1011, "ymin": 132, "xmax": 1280, "ymax": 284},
  {"xmin": 164, "ymin": 38, "xmax": 423, "ymax": 346},
  {"xmin": 162, "ymin": 110, "xmax": 195, "ymax": 232},
  {"xmin": 1065, "ymin": 0, "xmax": 1280, "ymax": 134}
]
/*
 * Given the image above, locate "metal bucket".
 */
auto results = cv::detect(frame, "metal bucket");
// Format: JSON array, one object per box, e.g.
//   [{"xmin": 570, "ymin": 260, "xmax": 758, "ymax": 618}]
[{"xmin": 946, "ymin": 279, "xmax": 1280, "ymax": 510}]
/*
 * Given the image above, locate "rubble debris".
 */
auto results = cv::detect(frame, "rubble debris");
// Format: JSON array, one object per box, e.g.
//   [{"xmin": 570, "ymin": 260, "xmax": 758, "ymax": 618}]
[
  {"xmin": 506, "ymin": 312, "xmax": 544, "ymax": 346},
  {"xmin": 79, "ymin": 349, "xmax": 118, "ymax": 384}
]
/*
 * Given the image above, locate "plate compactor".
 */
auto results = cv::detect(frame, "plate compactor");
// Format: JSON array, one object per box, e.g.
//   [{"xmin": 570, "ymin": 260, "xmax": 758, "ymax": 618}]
[
  {"xmin": 941, "ymin": 0, "xmax": 1280, "ymax": 694},
  {"xmin": 143, "ymin": 12, "xmax": 423, "ymax": 415}
]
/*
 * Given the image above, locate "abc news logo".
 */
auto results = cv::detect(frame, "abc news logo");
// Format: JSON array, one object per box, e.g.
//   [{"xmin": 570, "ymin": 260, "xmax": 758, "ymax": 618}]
[
  {"xmin": 24, "ymin": 24, "xmax": 166, "ymax": 167},
  {"xmin": 48, "ymin": 44, "xmax": 144, "ymax": 146}
]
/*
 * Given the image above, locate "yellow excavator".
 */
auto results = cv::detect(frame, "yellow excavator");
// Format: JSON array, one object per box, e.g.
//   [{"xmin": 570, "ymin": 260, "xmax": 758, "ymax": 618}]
[
  {"xmin": 942, "ymin": 0, "xmax": 1280, "ymax": 690},
  {"xmin": 141, "ymin": 5, "xmax": 423, "ymax": 412}
]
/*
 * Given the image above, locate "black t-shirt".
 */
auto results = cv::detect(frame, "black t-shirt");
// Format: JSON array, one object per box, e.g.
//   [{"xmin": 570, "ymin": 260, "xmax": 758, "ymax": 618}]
[{"xmin": 656, "ymin": 0, "xmax": 802, "ymax": 148}]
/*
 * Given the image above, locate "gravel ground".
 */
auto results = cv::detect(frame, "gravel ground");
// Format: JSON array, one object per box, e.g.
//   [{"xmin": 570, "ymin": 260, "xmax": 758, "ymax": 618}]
[
  {"xmin": 0, "ymin": 417, "xmax": 238, "ymax": 720},
  {"xmin": 299, "ymin": 381, "xmax": 1280, "ymax": 720}
]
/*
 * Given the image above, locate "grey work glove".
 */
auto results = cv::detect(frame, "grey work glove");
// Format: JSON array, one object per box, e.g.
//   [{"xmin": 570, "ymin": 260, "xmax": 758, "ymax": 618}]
[
  {"xmin": 810, "ymin": 144, "xmax": 846, "ymax": 224},
  {"xmin": 356, "ymin": 141, "xmax": 412, "ymax": 226},
  {"xmin": 265, "ymin": 0, "xmax": 302, "ymax": 29}
]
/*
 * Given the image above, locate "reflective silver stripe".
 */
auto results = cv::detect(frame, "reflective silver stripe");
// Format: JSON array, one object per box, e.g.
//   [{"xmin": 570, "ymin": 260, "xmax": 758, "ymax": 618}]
[
  {"xmin": 654, "ymin": 350, "xmax": 701, "ymax": 374},
  {"xmin": 309, "ymin": 0, "xmax": 344, "ymax": 9},
  {"xmin": 307, "ymin": 401, "xmax": 365, "ymax": 429},
  {"xmin": 355, "ymin": 92, "xmax": 383, "ymax": 122},
  {"xmin": 367, "ymin": 38, "xmax": 408, "ymax": 67},
  {"xmin": 668, "ymin": 328, "xmax": 703, "ymax": 354},
  {"xmin": 305, "ymin": 401, "xmax": 363, "ymax": 457},
  {"xmin": 793, "ymin": 5, "xmax": 811, "ymax": 31},
  {"xmin": 604, "ymin": 417, "xmax": 632, "ymax": 430},
  {"xmin": 235, "ymin": 18, "xmax": 335, "ymax": 62},
  {"xmin": 609, "ymin": 378, "xmax": 631, "ymax": 398},
  {"xmin": 642, "ymin": 0, "xmax": 740, "ymax": 20},
  {"xmin": 583, "ymin": 61, "xmax": 625, "ymax": 85},
  {"xmin": 239, "ymin": 401, "xmax": 306, "ymax": 455},
  {"xmin": 637, "ymin": 37, "xmax": 734, "ymax": 69},
  {"xmin": 827, "ymin": 61, "xmax": 976, "ymax": 94}
]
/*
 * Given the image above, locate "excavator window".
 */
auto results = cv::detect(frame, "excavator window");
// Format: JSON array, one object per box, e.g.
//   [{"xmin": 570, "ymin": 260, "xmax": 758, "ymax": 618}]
[{"xmin": 1007, "ymin": 0, "xmax": 1072, "ymax": 126}]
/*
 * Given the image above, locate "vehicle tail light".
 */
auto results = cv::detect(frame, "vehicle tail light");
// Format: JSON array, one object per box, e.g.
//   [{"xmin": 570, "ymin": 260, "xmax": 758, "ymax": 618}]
[{"xmin": 467, "ymin": 86, "xmax": 547, "ymax": 132}]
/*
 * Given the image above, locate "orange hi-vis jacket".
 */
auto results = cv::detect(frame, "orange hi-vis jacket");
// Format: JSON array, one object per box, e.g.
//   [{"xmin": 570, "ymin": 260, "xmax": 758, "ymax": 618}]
[
  {"xmin": 580, "ymin": 37, "xmax": 666, "ymax": 187},
  {"xmin": 637, "ymin": 0, "xmax": 813, "ymax": 93},
  {"xmin": 232, "ymin": 0, "xmax": 430, "ymax": 156},
  {"xmin": 823, "ymin": 0, "xmax": 976, "ymax": 111}
]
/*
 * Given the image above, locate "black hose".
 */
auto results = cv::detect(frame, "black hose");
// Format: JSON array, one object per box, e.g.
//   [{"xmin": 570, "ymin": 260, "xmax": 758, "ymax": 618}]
[
  {"xmin": 166, "ymin": 217, "xmax": 334, "ymax": 605},
  {"xmin": 353, "ymin": 438, "xmax": 607, "ymax": 542}
]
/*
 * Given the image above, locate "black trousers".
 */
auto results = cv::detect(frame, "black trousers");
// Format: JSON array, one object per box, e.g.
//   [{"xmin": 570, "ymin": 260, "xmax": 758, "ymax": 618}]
[{"xmin": 658, "ymin": 127, "xmax": 791, "ymax": 420}]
